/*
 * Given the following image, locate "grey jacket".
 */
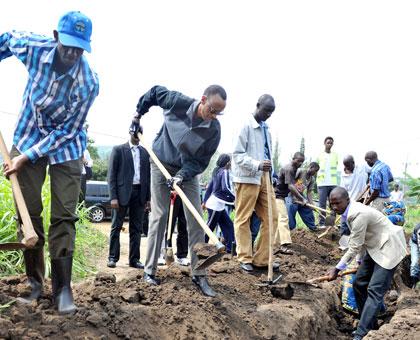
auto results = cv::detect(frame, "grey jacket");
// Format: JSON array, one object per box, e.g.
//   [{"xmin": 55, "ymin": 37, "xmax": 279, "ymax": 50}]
[
  {"xmin": 231, "ymin": 114, "xmax": 272, "ymax": 185},
  {"xmin": 337, "ymin": 202, "xmax": 407, "ymax": 270},
  {"xmin": 136, "ymin": 86, "xmax": 221, "ymax": 181}
]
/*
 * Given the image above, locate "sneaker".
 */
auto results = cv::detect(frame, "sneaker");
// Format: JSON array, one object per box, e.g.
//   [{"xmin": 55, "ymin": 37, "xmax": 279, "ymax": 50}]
[
  {"xmin": 317, "ymin": 225, "xmax": 327, "ymax": 230},
  {"xmin": 157, "ymin": 257, "xmax": 166, "ymax": 266},
  {"xmin": 107, "ymin": 260, "xmax": 116, "ymax": 268},
  {"xmin": 143, "ymin": 272, "xmax": 160, "ymax": 286},
  {"xmin": 175, "ymin": 257, "xmax": 190, "ymax": 266}
]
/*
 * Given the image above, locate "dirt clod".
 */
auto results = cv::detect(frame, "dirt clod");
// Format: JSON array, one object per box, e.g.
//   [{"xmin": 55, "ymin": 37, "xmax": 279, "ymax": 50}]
[{"xmin": 192, "ymin": 242, "xmax": 219, "ymax": 259}]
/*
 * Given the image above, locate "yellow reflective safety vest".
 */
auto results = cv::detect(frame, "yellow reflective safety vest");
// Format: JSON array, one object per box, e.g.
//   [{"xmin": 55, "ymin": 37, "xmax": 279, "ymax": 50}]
[{"xmin": 316, "ymin": 151, "xmax": 339, "ymax": 186}]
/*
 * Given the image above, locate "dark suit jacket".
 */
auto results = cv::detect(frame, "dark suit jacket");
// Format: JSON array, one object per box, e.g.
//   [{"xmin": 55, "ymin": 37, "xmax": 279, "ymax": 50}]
[{"xmin": 108, "ymin": 142, "xmax": 151, "ymax": 206}]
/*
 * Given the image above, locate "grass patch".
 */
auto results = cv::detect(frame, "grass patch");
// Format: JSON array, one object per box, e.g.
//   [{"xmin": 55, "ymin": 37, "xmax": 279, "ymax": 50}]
[
  {"xmin": 0, "ymin": 172, "xmax": 106, "ymax": 280},
  {"xmin": 404, "ymin": 204, "xmax": 420, "ymax": 234}
]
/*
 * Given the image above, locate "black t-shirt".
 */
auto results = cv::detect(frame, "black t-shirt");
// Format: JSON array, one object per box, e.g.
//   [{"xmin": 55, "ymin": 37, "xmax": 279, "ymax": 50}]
[{"xmin": 275, "ymin": 163, "xmax": 297, "ymax": 198}]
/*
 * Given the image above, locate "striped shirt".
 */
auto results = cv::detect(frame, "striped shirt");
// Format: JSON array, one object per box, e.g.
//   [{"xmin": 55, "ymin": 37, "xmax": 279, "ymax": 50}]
[
  {"xmin": 369, "ymin": 160, "xmax": 393, "ymax": 198},
  {"xmin": 0, "ymin": 31, "xmax": 99, "ymax": 164}
]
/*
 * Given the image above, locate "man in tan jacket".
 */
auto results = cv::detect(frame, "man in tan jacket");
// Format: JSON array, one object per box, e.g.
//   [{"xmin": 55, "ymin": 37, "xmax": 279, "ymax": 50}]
[{"xmin": 326, "ymin": 187, "xmax": 407, "ymax": 340}]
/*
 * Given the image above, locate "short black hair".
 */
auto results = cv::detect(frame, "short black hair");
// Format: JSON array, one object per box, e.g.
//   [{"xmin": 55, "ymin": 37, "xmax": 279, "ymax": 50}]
[
  {"xmin": 324, "ymin": 136, "xmax": 334, "ymax": 143},
  {"xmin": 203, "ymin": 85, "xmax": 227, "ymax": 101},
  {"xmin": 330, "ymin": 186, "xmax": 349, "ymax": 200},
  {"xmin": 309, "ymin": 162, "xmax": 320, "ymax": 169},
  {"xmin": 293, "ymin": 152, "xmax": 305, "ymax": 160}
]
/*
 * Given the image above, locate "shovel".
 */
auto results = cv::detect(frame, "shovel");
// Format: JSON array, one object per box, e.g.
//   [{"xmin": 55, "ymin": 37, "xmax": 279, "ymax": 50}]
[
  {"xmin": 137, "ymin": 132, "xmax": 225, "ymax": 271},
  {"xmin": 0, "ymin": 131, "xmax": 38, "ymax": 250},
  {"xmin": 164, "ymin": 191, "xmax": 177, "ymax": 265},
  {"xmin": 296, "ymin": 201, "xmax": 338, "ymax": 238},
  {"xmin": 256, "ymin": 172, "xmax": 283, "ymax": 288},
  {"xmin": 306, "ymin": 268, "xmax": 357, "ymax": 284}
]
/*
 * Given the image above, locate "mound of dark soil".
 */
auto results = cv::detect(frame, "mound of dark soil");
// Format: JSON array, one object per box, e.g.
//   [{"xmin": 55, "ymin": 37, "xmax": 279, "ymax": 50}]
[{"xmin": 0, "ymin": 229, "xmax": 417, "ymax": 340}]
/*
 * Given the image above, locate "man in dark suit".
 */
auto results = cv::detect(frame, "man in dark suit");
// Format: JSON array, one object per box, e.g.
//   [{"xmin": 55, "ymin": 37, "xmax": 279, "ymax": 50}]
[{"xmin": 107, "ymin": 133, "xmax": 151, "ymax": 269}]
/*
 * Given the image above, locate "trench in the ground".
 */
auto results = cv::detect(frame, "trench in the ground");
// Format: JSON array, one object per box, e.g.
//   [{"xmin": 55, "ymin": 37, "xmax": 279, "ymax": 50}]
[{"xmin": 0, "ymin": 231, "xmax": 414, "ymax": 340}]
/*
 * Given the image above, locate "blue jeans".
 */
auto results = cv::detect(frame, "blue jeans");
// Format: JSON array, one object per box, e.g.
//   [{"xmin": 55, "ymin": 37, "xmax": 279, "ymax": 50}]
[
  {"xmin": 410, "ymin": 239, "xmax": 420, "ymax": 279},
  {"xmin": 285, "ymin": 197, "xmax": 316, "ymax": 230},
  {"xmin": 206, "ymin": 208, "xmax": 235, "ymax": 253},
  {"xmin": 317, "ymin": 185, "xmax": 336, "ymax": 225}
]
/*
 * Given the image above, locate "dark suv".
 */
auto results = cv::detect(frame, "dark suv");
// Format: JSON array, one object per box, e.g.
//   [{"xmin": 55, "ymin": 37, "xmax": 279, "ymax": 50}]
[{"xmin": 85, "ymin": 181, "xmax": 112, "ymax": 222}]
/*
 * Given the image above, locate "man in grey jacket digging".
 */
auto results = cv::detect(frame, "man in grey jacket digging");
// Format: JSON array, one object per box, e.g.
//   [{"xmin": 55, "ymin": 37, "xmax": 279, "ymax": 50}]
[{"xmin": 130, "ymin": 85, "xmax": 226, "ymax": 297}]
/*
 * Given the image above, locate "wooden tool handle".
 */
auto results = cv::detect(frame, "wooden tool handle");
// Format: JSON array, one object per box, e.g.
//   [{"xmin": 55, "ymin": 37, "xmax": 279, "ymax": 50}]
[
  {"xmin": 265, "ymin": 172, "xmax": 274, "ymax": 282},
  {"xmin": 0, "ymin": 132, "xmax": 38, "ymax": 248},
  {"xmin": 137, "ymin": 132, "xmax": 224, "ymax": 251},
  {"xmin": 305, "ymin": 202, "xmax": 331, "ymax": 215},
  {"xmin": 307, "ymin": 268, "xmax": 358, "ymax": 283},
  {"xmin": 166, "ymin": 196, "xmax": 175, "ymax": 242}
]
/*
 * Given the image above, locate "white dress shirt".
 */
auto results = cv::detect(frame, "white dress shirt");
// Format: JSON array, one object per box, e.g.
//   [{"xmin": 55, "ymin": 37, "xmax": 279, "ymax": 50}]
[{"xmin": 129, "ymin": 141, "xmax": 141, "ymax": 185}]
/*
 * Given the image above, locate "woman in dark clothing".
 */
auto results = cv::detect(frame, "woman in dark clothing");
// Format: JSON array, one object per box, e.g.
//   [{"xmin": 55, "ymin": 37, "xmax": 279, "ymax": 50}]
[{"xmin": 203, "ymin": 154, "xmax": 236, "ymax": 253}]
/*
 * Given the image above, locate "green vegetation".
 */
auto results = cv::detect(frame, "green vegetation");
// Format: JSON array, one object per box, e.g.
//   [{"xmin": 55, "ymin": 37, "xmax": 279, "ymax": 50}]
[
  {"xmin": 88, "ymin": 137, "xmax": 109, "ymax": 181},
  {"xmin": 0, "ymin": 173, "xmax": 106, "ymax": 280},
  {"xmin": 402, "ymin": 174, "xmax": 420, "ymax": 233}
]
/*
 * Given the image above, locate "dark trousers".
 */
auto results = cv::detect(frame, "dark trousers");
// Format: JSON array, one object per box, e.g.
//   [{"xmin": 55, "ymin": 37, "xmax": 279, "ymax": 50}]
[
  {"xmin": 317, "ymin": 185, "xmax": 336, "ymax": 225},
  {"xmin": 165, "ymin": 196, "xmax": 188, "ymax": 259},
  {"xmin": 205, "ymin": 208, "xmax": 235, "ymax": 253},
  {"xmin": 108, "ymin": 185, "xmax": 145, "ymax": 264},
  {"xmin": 250, "ymin": 211, "xmax": 261, "ymax": 246},
  {"xmin": 79, "ymin": 174, "xmax": 87, "ymax": 203},
  {"xmin": 142, "ymin": 211, "xmax": 149, "ymax": 236},
  {"xmin": 353, "ymin": 253, "xmax": 397, "ymax": 337},
  {"xmin": 11, "ymin": 146, "xmax": 81, "ymax": 259},
  {"xmin": 285, "ymin": 196, "xmax": 316, "ymax": 230}
]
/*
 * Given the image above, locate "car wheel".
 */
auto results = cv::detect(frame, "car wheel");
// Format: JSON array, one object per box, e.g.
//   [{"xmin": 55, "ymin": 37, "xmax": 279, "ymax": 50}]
[{"xmin": 90, "ymin": 206, "xmax": 105, "ymax": 223}]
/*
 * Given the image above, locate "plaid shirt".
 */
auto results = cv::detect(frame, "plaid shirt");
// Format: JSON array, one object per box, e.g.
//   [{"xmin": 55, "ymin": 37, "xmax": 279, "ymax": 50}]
[
  {"xmin": 369, "ymin": 160, "xmax": 393, "ymax": 198},
  {"xmin": 0, "ymin": 31, "xmax": 99, "ymax": 164}
]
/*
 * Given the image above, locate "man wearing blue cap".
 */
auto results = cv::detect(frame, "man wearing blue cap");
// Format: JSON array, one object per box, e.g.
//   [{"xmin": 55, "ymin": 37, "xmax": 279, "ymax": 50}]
[{"xmin": 1, "ymin": 11, "xmax": 99, "ymax": 314}]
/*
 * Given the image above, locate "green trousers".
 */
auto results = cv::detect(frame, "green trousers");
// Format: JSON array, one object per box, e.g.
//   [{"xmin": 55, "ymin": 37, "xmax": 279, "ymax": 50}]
[{"xmin": 11, "ymin": 146, "xmax": 82, "ymax": 259}]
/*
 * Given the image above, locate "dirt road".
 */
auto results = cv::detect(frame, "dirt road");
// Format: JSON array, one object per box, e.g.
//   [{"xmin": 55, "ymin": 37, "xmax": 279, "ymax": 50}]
[{"xmin": 92, "ymin": 221, "xmax": 150, "ymax": 281}]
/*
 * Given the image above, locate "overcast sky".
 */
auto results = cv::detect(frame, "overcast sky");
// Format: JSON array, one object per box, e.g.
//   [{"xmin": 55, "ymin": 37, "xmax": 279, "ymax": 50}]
[{"xmin": 1, "ymin": 0, "xmax": 419, "ymax": 178}]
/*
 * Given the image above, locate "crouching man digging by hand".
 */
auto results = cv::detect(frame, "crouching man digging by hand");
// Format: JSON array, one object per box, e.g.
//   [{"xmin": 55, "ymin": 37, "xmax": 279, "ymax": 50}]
[
  {"xmin": 326, "ymin": 187, "xmax": 407, "ymax": 340},
  {"xmin": 130, "ymin": 85, "xmax": 227, "ymax": 297}
]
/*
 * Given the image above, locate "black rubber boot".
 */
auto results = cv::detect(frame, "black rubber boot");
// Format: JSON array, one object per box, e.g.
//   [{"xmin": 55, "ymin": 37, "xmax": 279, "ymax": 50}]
[
  {"xmin": 51, "ymin": 256, "xmax": 77, "ymax": 315},
  {"xmin": 17, "ymin": 248, "xmax": 45, "ymax": 304},
  {"xmin": 192, "ymin": 275, "xmax": 216, "ymax": 297},
  {"xmin": 411, "ymin": 276, "xmax": 419, "ymax": 289}
]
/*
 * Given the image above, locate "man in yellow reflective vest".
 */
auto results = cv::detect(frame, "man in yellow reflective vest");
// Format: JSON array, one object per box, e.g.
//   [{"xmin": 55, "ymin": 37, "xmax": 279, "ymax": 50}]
[{"xmin": 316, "ymin": 136, "xmax": 339, "ymax": 226}]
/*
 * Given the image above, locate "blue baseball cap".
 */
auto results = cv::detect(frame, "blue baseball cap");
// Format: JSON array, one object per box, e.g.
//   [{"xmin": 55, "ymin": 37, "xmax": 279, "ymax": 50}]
[{"xmin": 57, "ymin": 11, "xmax": 92, "ymax": 53}]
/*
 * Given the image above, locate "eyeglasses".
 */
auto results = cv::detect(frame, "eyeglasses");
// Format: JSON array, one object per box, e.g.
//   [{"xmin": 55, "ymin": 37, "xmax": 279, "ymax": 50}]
[{"xmin": 208, "ymin": 102, "xmax": 224, "ymax": 115}]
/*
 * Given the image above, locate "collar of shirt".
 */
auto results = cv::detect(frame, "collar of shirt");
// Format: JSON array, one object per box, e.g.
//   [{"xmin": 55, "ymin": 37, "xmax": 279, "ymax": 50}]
[
  {"xmin": 128, "ymin": 140, "xmax": 139, "ymax": 149},
  {"xmin": 42, "ymin": 46, "xmax": 80, "ymax": 80},
  {"xmin": 187, "ymin": 100, "xmax": 212, "ymax": 128},
  {"xmin": 371, "ymin": 160, "xmax": 382, "ymax": 171},
  {"xmin": 341, "ymin": 202, "xmax": 351, "ymax": 223}
]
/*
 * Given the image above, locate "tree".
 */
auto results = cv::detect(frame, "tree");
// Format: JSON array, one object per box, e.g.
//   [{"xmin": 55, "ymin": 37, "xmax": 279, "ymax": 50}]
[
  {"xmin": 87, "ymin": 137, "xmax": 100, "ymax": 160},
  {"xmin": 86, "ymin": 137, "xmax": 109, "ymax": 181},
  {"xmin": 272, "ymin": 138, "xmax": 281, "ymax": 173},
  {"xmin": 402, "ymin": 174, "xmax": 420, "ymax": 204},
  {"xmin": 200, "ymin": 151, "xmax": 220, "ymax": 185},
  {"xmin": 300, "ymin": 137, "xmax": 305, "ymax": 155}
]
